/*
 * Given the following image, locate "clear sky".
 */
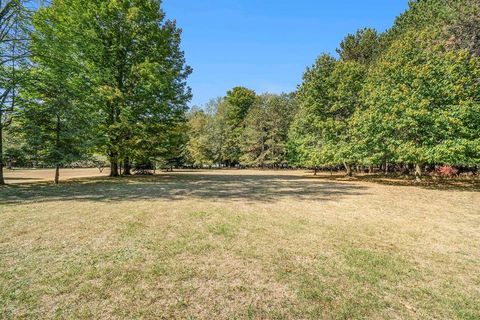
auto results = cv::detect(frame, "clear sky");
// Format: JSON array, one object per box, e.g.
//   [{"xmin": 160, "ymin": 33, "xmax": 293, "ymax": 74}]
[{"xmin": 162, "ymin": 1, "xmax": 410, "ymax": 107}]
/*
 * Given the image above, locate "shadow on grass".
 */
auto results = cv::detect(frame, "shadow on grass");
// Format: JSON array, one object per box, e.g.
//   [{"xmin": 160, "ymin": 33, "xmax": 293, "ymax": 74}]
[
  {"xmin": 304, "ymin": 173, "xmax": 480, "ymax": 192},
  {"xmin": 0, "ymin": 172, "xmax": 369, "ymax": 205},
  {"xmin": 4, "ymin": 177, "xmax": 42, "ymax": 181}
]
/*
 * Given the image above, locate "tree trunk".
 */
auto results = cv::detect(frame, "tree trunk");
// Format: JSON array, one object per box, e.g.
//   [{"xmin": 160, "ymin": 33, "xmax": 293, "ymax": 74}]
[
  {"xmin": 54, "ymin": 164, "xmax": 60, "ymax": 184},
  {"xmin": 54, "ymin": 115, "xmax": 61, "ymax": 184},
  {"xmin": 368, "ymin": 165, "xmax": 374, "ymax": 174},
  {"xmin": 123, "ymin": 157, "xmax": 131, "ymax": 175},
  {"xmin": 110, "ymin": 154, "xmax": 119, "ymax": 177},
  {"xmin": 261, "ymin": 136, "xmax": 265, "ymax": 169},
  {"xmin": 344, "ymin": 163, "xmax": 352, "ymax": 177},
  {"xmin": 415, "ymin": 163, "xmax": 423, "ymax": 182},
  {"xmin": 314, "ymin": 167, "xmax": 318, "ymax": 176},
  {"xmin": 0, "ymin": 124, "xmax": 4, "ymax": 185}
]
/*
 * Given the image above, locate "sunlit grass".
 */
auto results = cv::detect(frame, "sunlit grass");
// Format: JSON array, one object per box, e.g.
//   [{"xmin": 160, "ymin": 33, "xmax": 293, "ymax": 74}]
[{"xmin": 1, "ymin": 170, "xmax": 479, "ymax": 319}]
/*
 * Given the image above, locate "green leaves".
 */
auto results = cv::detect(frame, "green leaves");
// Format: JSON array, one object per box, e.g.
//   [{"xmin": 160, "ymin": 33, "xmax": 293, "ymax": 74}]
[
  {"xmin": 241, "ymin": 93, "xmax": 297, "ymax": 167},
  {"xmin": 337, "ymin": 28, "xmax": 380, "ymax": 64},
  {"xmin": 289, "ymin": 55, "xmax": 366, "ymax": 168},
  {"xmin": 357, "ymin": 29, "xmax": 480, "ymax": 166},
  {"xmin": 287, "ymin": 0, "xmax": 480, "ymax": 171}
]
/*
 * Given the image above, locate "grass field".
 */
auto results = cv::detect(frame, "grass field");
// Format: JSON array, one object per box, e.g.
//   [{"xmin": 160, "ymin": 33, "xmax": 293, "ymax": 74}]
[
  {"xmin": 2, "ymin": 168, "xmax": 107, "ymax": 184},
  {"xmin": 1, "ymin": 170, "xmax": 479, "ymax": 319}
]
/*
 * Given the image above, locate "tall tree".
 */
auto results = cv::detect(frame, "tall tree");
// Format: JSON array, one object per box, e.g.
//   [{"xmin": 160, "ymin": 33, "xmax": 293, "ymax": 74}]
[
  {"xmin": 53, "ymin": 0, "xmax": 192, "ymax": 176},
  {"xmin": 0, "ymin": 0, "xmax": 29, "ymax": 184},
  {"xmin": 327, "ymin": 61, "xmax": 367, "ymax": 175},
  {"xmin": 187, "ymin": 98, "xmax": 230, "ymax": 167},
  {"xmin": 354, "ymin": 30, "xmax": 480, "ymax": 179},
  {"xmin": 241, "ymin": 93, "xmax": 297, "ymax": 167},
  {"xmin": 288, "ymin": 54, "xmax": 337, "ymax": 171},
  {"xmin": 221, "ymin": 86, "xmax": 256, "ymax": 166},
  {"xmin": 19, "ymin": 1, "xmax": 95, "ymax": 184}
]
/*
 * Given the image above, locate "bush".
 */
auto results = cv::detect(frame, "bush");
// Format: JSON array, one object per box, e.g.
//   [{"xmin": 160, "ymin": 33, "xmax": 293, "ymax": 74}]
[{"xmin": 436, "ymin": 166, "xmax": 459, "ymax": 177}]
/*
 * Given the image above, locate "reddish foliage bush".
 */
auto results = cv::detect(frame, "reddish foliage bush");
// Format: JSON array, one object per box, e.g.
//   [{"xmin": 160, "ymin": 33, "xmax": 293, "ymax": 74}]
[{"xmin": 436, "ymin": 166, "xmax": 459, "ymax": 177}]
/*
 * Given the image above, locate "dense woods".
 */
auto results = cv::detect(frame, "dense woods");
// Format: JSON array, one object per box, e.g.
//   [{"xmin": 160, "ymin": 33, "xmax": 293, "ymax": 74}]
[{"xmin": 1, "ymin": 0, "xmax": 479, "ymax": 183}]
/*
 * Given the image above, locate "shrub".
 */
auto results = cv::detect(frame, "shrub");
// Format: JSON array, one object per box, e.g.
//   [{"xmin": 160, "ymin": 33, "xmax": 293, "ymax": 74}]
[{"xmin": 436, "ymin": 166, "xmax": 459, "ymax": 177}]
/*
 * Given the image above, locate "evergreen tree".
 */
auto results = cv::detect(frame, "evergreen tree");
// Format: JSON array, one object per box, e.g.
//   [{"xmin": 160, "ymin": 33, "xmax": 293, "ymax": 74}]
[
  {"xmin": 221, "ymin": 87, "xmax": 256, "ymax": 166},
  {"xmin": 337, "ymin": 28, "xmax": 380, "ymax": 65},
  {"xmin": 241, "ymin": 93, "xmax": 297, "ymax": 167}
]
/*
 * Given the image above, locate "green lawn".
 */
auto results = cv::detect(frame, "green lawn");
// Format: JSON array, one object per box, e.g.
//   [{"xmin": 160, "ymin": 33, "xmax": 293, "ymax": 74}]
[{"xmin": 1, "ymin": 170, "xmax": 479, "ymax": 319}]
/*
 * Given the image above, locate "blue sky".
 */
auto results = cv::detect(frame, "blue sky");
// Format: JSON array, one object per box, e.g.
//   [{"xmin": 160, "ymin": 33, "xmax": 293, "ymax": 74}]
[{"xmin": 162, "ymin": 1, "xmax": 410, "ymax": 107}]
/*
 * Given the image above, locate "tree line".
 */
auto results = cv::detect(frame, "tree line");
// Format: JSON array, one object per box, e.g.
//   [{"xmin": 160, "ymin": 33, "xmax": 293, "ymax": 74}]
[
  {"xmin": 1, "ymin": 0, "xmax": 480, "ymax": 184},
  {"xmin": 1, "ymin": 0, "xmax": 191, "ymax": 184},
  {"xmin": 186, "ymin": 89, "xmax": 297, "ymax": 168},
  {"xmin": 186, "ymin": 0, "xmax": 480, "ymax": 179}
]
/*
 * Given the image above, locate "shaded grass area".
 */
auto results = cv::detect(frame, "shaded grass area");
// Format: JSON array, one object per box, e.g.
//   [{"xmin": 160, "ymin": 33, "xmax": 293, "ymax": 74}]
[
  {"xmin": 306, "ymin": 172, "xmax": 480, "ymax": 192},
  {"xmin": 0, "ymin": 173, "xmax": 368, "ymax": 204},
  {"xmin": 0, "ymin": 171, "xmax": 479, "ymax": 319}
]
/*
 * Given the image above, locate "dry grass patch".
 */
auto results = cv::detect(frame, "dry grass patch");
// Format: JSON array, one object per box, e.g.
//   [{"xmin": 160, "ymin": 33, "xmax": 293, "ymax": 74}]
[{"xmin": 0, "ymin": 170, "xmax": 479, "ymax": 319}]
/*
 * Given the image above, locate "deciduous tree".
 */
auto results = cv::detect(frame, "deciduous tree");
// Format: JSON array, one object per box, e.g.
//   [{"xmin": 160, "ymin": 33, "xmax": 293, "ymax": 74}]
[{"xmin": 0, "ymin": 0, "xmax": 29, "ymax": 184}]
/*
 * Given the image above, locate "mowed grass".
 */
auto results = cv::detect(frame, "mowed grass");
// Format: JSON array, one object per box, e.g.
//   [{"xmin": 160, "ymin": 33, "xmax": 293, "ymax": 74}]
[{"xmin": 0, "ymin": 170, "xmax": 479, "ymax": 319}]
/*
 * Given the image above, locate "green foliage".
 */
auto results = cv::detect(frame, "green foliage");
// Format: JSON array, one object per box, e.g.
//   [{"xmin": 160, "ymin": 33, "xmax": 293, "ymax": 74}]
[
  {"xmin": 241, "ymin": 93, "xmax": 297, "ymax": 167},
  {"xmin": 16, "ymin": 0, "xmax": 191, "ymax": 179},
  {"xmin": 76, "ymin": 0, "xmax": 191, "ymax": 174},
  {"xmin": 287, "ymin": 0, "xmax": 480, "ymax": 173},
  {"xmin": 0, "ymin": 0, "xmax": 30, "ymax": 183},
  {"xmin": 446, "ymin": 0, "xmax": 480, "ymax": 57},
  {"xmin": 187, "ymin": 110, "xmax": 211, "ymax": 166},
  {"xmin": 225, "ymin": 87, "xmax": 257, "ymax": 124},
  {"xmin": 354, "ymin": 30, "xmax": 480, "ymax": 167},
  {"xmin": 18, "ymin": 1, "xmax": 95, "ymax": 171},
  {"xmin": 289, "ymin": 55, "xmax": 366, "ymax": 169},
  {"xmin": 288, "ymin": 54, "xmax": 337, "ymax": 167},
  {"xmin": 337, "ymin": 28, "xmax": 380, "ymax": 64},
  {"xmin": 382, "ymin": 0, "xmax": 474, "ymax": 49},
  {"xmin": 221, "ymin": 87, "xmax": 256, "ymax": 166},
  {"xmin": 2, "ymin": 126, "xmax": 29, "ymax": 167},
  {"xmin": 5, "ymin": 0, "xmax": 480, "ymax": 178},
  {"xmin": 185, "ymin": 98, "xmax": 228, "ymax": 166},
  {"xmin": 185, "ymin": 92, "xmax": 296, "ymax": 168}
]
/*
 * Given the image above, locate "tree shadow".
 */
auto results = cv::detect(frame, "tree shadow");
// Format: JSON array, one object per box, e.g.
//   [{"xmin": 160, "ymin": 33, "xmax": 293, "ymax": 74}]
[
  {"xmin": 0, "ymin": 172, "xmax": 369, "ymax": 205},
  {"xmin": 305, "ymin": 173, "xmax": 480, "ymax": 192},
  {"xmin": 4, "ymin": 177, "xmax": 42, "ymax": 181}
]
